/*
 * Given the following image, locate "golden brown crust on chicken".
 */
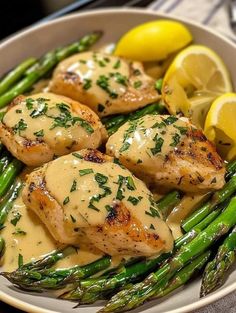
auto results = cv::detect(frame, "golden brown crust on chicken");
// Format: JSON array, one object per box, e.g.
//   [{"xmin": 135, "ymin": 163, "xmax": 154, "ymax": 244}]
[
  {"xmin": 22, "ymin": 149, "xmax": 173, "ymax": 256},
  {"xmin": 49, "ymin": 52, "xmax": 160, "ymax": 117},
  {"xmin": 0, "ymin": 93, "xmax": 107, "ymax": 166},
  {"xmin": 106, "ymin": 115, "xmax": 225, "ymax": 193}
]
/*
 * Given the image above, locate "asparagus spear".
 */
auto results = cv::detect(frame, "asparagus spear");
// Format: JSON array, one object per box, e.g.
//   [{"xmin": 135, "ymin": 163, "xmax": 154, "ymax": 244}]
[
  {"xmin": 0, "ymin": 236, "xmax": 5, "ymax": 257},
  {"xmin": 0, "ymin": 179, "xmax": 23, "ymax": 227},
  {"xmin": 153, "ymin": 250, "xmax": 211, "ymax": 299},
  {"xmin": 60, "ymin": 252, "xmax": 170, "ymax": 302},
  {"xmin": 0, "ymin": 58, "xmax": 37, "ymax": 96},
  {"xmin": 103, "ymin": 102, "xmax": 165, "ymax": 136},
  {"xmin": 0, "ymin": 159, "xmax": 23, "ymax": 198},
  {"xmin": 0, "ymin": 150, "xmax": 12, "ymax": 175},
  {"xmin": 101, "ymin": 196, "xmax": 236, "ymax": 312},
  {"xmin": 2, "ymin": 255, "xmax": 112, "ymax": 291},
  {"xmin": 156, "ymin": 190, "xmax": 182, "ymax": 220},
  {"xmin": 20, "ymin": 246, "xmax": 75, "ymax": 271},
  {"xmin": 182, "ymin": 175, "xmax": 236, "ymax": 232},
  {"xmin": 0, "ymin": 32, "xmax": 102, "ymax": 108},
  {"xmin": 225, "ymin": 159, "xmax": 236, "ymax": 180},
  {"xmin": 200, "ymin": 226, "xmax": 236, "ymax": 297}
]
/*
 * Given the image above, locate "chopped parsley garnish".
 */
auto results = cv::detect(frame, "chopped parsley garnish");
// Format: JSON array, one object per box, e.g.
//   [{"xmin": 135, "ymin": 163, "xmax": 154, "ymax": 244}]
[
  {"xmin": 15, "ymin": 109, "xmax": 22, "ymax": 114},
  {"xmin": 12, "ymin": 119, "xmax": 27, "ymax": 134},
  {"xmin": 119, "ymin": 142, "xmax": 130, "ymax": 153},
  {"xmin": 163, "ymin": 116, "xmax": 178, "ymax": 125},
  {"xmin": 151, "ymin": 121, "xmax": 165, "ymax": 129},
  {"xmin": 133, "ymin": 81, "xmax": 142, "ymax": 89},
  {"xmin": 98, "ymin": 60, "xmax": 106, "ymax": 67},
  {"xmin": 98, "ymin": 104, "xmax": 105, "ymax": 112},
  {"xmin": 48, "ymin": 103, "xmax": 94, "ymax": 134},
  {"xmin": 150, "ymin": 223, "xmax": 155, "ymax": 230},
  {"xmin": 34, "ymin": 129, "xmax": 44, "ymax": 137},
  {"xmin": 10, "ymin": 212, "xmax": 22, "ymax": 226},
  {"xmin": 113, "ymin": 72, "xmax": 128, "ymax": 86},
  {"xmin": 173, "ymin": 125, "xmax": 188, "ymax": 135},
  {"xmin": 145, "ymin": 207, "xmax": 160, "ymax": 218},
  {"xmin": 18, "ymin": 254, "xmax": 24, "ymax": 267},
  {"xmin": 79, "ymin": 59, "xmax": 87, "ymax": 64},
  {"xmin": 30, "ymin": 102, "xmax": 48, "ymax": 118},
  {"xmin": 13, "ymin": 228, "xmax": 27, "ymax": 235},
  {"xmin": 170, "ymin": 133, "xmax": 181, "ymax": 147},
  {"xmin": 79, "ymin": 168, "xmax": 94, "ymax": 176},
  {"xmin": 72, "ymin": 152, "xmax": 83, "ymax": 159},
  {"xmin": 113, "ymin": 59, "xmax": 121, "ymax": 69},
  {"xmin": 116, "ymin": 175, "xmax": 125, "ymax": 201},
  {"xmin": 105, "ymin": 205, "xmax": 112, "ymax": 212},
  {"xmin": 70, "ymin": 180, "xmax": 77, "ymax": 192},
  {"xmin": 95, "ymin": 173, "xmax": 108, "ymax": 185},
  {"xmin": 25, "ymin": 98, "xmax": 34, "ymax": 110},
  {"xmin": 88, "ymin": 203, "xmax": 100, "ymax": 211},
  {"xmin": 63, "ymin": 196, "xmax": 70, "ymax": 205},
  {"xmin": 83, "ymin": 78, "xmax": 92, "ymax": 90},
  {"xmin": 133, "ymin": 69, "xmax": 141, "ymax": 76},
  {"xmin": 96, "ymin": 75, "xmax": 118, "ymax": 99},
  {"xmin": 70, "ymin": 214, "xmax": 76, "ymax": 223},
  {"xmin": 119, "ymin": 120, "xmax": 138, "ymax": 153},
  {"xmin": 126, "ymin": 176, "xmax": 136, "ymax": 190},
  {"xmin": 127, "ymin": 196, "xmax": 140, "ymax": 205},
  {"xmin": 151, "ymin": 135, "xmax": 164, "ymax": 155}
]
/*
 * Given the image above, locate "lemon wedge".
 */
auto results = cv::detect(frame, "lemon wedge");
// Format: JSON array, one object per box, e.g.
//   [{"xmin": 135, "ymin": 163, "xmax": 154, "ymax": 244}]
[
  {"xmin": 114, "ymin": 20, "xmax": 192, "ymax": 62},
  {"xmin": 162, "ymin": 45, "xmax": 232, "ymax": 128},
  {"xmin": 204, "ymin": 93, "xmax": 236, "ymax": 160}
]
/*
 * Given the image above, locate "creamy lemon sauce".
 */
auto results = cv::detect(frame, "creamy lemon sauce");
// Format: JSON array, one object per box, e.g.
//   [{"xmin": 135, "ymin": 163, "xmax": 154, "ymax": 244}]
[
  {"xmin": 0, "ymin": 194, "xmax": 103, "ymax": 272},
  {"xmin": 106, "ymin": 114, "xmax": 190, "ymax": 178},
  {"xmin": 43, "ymin": 152, "xmax": 173, "ymax": 252},
  {"xmin": 3, "ymin": 92, "xmax": 98, "ymax": 156}
]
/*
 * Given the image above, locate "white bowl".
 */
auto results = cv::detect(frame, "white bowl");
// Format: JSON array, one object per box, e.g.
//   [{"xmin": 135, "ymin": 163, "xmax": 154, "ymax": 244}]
[{"xmin": 0, "ymin": 8, "xmax": 236, "ymax": 313}]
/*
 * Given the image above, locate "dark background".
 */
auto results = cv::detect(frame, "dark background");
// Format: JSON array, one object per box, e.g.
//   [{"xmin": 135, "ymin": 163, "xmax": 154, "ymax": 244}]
[{"xmin": 0, "ymin": 0, "xmax": 154, "ymax": 40}]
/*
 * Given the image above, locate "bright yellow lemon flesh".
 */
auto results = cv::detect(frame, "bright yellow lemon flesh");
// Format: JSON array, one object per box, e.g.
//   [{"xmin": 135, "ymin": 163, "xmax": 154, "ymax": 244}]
[
  {"xmin": 114, "ymin": 20, "xmax": 193, "ymax": 62},
  {"xmin": 204, "ymin": 93, "xmax": 236, "ymax": 160},
  {"xmin": 162, "ymin": 45, "xmax": 232, "ymax": 128}
]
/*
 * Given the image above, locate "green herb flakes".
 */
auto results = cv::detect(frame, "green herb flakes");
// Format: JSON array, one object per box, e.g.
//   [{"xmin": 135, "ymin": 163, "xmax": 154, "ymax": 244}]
[
  {"xmin": 70, "ymin": 180, "xmax": 77, "ymax": 192},
  {"xmin": 79, "ymin": 168, "xmax": 94, "ymax": 176},
  {"xmin": 63, "ymin": 196, "xmax": 70, "ymax": 205}
]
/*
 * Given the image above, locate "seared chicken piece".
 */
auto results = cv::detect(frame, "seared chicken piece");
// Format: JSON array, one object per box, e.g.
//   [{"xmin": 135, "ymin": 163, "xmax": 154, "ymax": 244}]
[
  {"xmin": 22, "ymin": 149, "xmax": 173, "ymax": 257},
  {"xmin": 49, "ymin": 52, "xmax": 160, "ymax": 117},
  {"xmin": 0, "ymin": 93, "xmax": 107, "ymax": 166},
  {"xmin": 106, "ymin": 115, "xmax": 225, "ymax": 193}
]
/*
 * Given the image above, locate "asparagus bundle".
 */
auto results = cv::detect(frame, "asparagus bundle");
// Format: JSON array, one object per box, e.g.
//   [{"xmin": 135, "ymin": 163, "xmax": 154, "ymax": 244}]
[
  {"xmin": 200, "ymin": 226, "xmax": 236, "ymax": 296},
  {"xmin": 0, "ymin": 58, "xmax": 37, "ymax": 96},
  {"xmin": 101, "ymin": 196, "xmax": 236, "ymax": 312},
  {"xmin": 0, "ymin": 31, "xmax": 102, "ymax": 109}
]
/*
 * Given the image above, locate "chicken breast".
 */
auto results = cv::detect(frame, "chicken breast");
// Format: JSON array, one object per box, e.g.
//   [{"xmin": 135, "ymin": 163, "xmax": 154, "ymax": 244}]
[
  {"xmin": 22, "ymin": 149, "xmax": 173, "ymax": 257},
  {"xmin": 0, "ymin": 93, "xmax": 107, "ymax": 166},
  {"xmin": 49, "ymin": 52, "xmax": 160, "ymax": 117},
  {"xmin": 106, "ymin": 115, "xmax": 225, "ymax": 193}
]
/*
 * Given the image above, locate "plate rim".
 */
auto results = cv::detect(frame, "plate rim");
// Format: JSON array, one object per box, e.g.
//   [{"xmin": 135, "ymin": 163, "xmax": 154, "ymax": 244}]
[{"xmin": 0, "ymin": 7, "xmax": 236, "ymax": 313}]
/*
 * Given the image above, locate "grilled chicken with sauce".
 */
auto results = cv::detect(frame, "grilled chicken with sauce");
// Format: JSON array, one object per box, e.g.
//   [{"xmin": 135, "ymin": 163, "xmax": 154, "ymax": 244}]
[
  {"xmin": 0, "ymin": 93, "xmax": 107, "ymax": 166},
  {"xmin": 106, "ymin": 115, "xmax": 225, "ymax": 193},
  {"xmin": 22, "ymin": 149, "xmax": 173, "ymax": 257},
  {"xmin": 49, "ymin": 52, "xmax": 160, "ymax": 117}
]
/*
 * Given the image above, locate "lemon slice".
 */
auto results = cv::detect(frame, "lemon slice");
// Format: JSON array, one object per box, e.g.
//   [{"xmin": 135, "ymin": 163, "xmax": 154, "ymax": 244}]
[
  {"xmin": 114, "ymin": 20, "xmax": 192, "ymax": 62},
  {"xmin": 204, "ymin": 93, "xmax": 236, "ymax": 160},
  {"xmin": 162, "ymin": 45, "xmax": 232, "ymax": 128}
]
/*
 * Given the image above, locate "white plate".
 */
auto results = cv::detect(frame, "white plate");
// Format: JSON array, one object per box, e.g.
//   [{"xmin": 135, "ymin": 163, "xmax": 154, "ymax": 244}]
[{"xmin": 1, "ymin": 8, "xmax": 236, "ymax": 313}]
